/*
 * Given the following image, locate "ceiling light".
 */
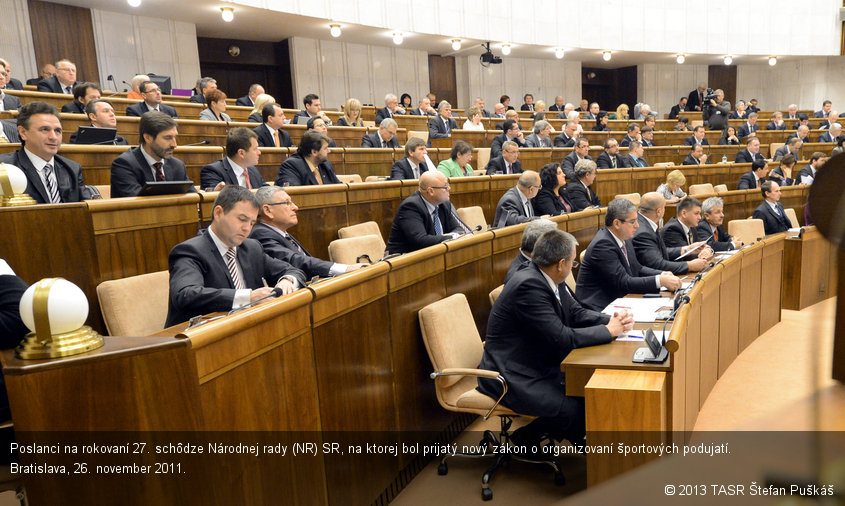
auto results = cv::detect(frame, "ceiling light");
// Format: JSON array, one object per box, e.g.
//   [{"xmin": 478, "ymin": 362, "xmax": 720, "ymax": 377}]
[
  {"xmin": 501, "ymin": 44, "xmax": 511, "ymax": 56},
  {"xmin": 676, "ymin": 54, "xmax": 685, "ymax": 64},
  {"xmin": 555, "ymin": 48, "xmax": 564, "ymax": 59},
  {"xmin": 602, "ymin": 51, "xmax": 611, "ymax": 61},
  {"xmin": 451, "ymin": 39, "xmax": 462, "ymax": 51},
  {"xmin": 724, "ymin": 55, "xmax": 733, "ymax": 65},
  {"xmin": 329, "ymin": 24, "xmax": 341, "ymax": 38},
  {"xmin": 393, "ymin": 32, "xmax": 404, "ymax": 45},
  {"xmin": 127, "ymin": 0, "xmax": 141, "ymax": 6},
  {"xmin": 220, "ymin": 7, "xmax": 234, "ymax": 22},
  {"xmin": 768, "ymin": 56, "xmax": 777, "ymax": 66}
]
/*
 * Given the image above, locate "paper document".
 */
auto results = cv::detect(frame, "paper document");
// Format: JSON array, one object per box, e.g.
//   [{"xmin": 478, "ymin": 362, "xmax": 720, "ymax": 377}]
[
  {"xmin": 617, "ymin": 330, "xmax": 668, "ymax": 342},
  {"xmin": 673, "ymin": 241, "xmax": 706, "ymax": 261},
  {"xmin": 661, "ymin": 281, "xmax": 691, "ymax": 291},
  {"xmin": 602, "ymin": 298, "xmax": 673, "ymax": 323}
]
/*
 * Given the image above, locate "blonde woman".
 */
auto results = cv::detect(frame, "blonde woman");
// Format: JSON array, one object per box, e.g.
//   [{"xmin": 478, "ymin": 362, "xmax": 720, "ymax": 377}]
[
  {"xmin": 615, "ymin": 103, "xmax": 629, "ymax": 121},
  {"xmin": 533, "ymin": 100, "xmax": 546, "ymax": 116},
  {"xmin": 462, "ymin": 106, "xmax": 484, "ymax": 131},
  {"xmin": 656, "ymin": 170, "xmax": 688, "ymax": 203},
  {"xmin": 338, "ymin": 98, "xmax": 364, "ymax": 126},
  {"xmin": 248, "ymin": 93, "xmax": 275, "ymax": 122}
]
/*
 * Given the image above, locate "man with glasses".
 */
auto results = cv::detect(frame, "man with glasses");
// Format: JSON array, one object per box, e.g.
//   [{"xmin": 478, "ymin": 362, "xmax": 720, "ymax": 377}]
[
  {"xmin": 126, "ymin": 81, "xmax": 179, "ymax": 118},
  {"xmin": 385, "ymin": 171, "xmax": 465, "ymax": 254},
  {"xmin": 0, "ymin": 67, "xmax": 21, "ymax": 111},
  {"xmin": 486, "ymin": 140, "xmax": 523, "ymax": 175},
  {"xmin": 493, "ymin": 170, "xmax": 542, "ymax": 228},
  {"xmin": 37, "ymin": 59, "xmax": 79, "ymax": 94},
  {"xmin": 576, "ymin": 198, "xmax": 682, "ymax": 311},
  {"xmin": 0, "ymin": 58, "xmax": 23, "ymax": 90},
  {"xmin": 250, "ymin": 186, "xmax": 367, "ymax": 279},
  {"xmin": 633, "ymin": 192, "xmax": 709, "ymax": 275}
]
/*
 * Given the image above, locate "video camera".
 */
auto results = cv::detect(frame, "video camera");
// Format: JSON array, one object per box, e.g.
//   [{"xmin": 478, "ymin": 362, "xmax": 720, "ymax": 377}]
[{"xmin": 703, "ymin": 88, "xmax": 719, "ymax": 101}]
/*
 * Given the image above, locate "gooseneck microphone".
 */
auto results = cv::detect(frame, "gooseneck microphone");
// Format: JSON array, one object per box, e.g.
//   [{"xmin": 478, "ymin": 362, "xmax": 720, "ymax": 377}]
[{"xmin": 182, "ymin": 140, "xmax": 211, "ymax": 147}]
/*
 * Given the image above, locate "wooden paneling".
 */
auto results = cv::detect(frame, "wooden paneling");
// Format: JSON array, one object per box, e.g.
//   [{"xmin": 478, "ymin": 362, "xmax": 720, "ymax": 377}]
[
  {"xmin": 708, "ymin": 65, "xmax": 737, "ymax": 109},
  {"xmin": 783, "ymin": 227, "xmax": 836, "ymax": 310},
  {"xmin": 760, "ymin": 235, "xmax": 785, "ymax": 333},
  {"xmin": 345, "ymin": 181, "xmax": 403, "ymax": 242},
  {"xmin": 737, "ymin": 243, "xmax": 764, "ymax": 352},
  {"xmin": 717, "ymin": 255, "xmax": 742, "ymax": 376},
  {"xmin": 444, "ymin": 232, "xmax": 494, "ymax": 337},
  {"xmin": 28, "ymin": 0, "xmax": 100, "ymax": 84},
  {"xmin": 427, "ymin": 55, "xmax": 457, "ymax": 108}
]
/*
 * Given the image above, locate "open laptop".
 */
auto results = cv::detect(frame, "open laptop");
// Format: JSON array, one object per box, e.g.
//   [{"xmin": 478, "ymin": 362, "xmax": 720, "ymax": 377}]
[
  {"xmin": 138, "ymin": 181, "xmax": 195, "ymax": 196},
  {"xmin": 75, "ymin": 126, "xmax": 118, "ymax": 145}
]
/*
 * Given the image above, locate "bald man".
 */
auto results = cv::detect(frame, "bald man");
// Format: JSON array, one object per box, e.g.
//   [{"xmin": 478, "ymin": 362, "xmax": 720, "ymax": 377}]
[{"xmin": 632, "ymin": 192, "xmax": 709, "ymax": 275}]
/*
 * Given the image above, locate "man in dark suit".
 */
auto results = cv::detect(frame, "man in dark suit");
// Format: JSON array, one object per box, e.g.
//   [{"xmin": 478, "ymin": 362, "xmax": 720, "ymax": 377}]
[
  {"xmin": 576, "ymin": 198, "xmax": 682, "ymax": 311},
  {"xmin": 795, "ymin": 152, "xmax": 827, "ymax": 185},
  {"xmin": 427, "ymin": 101, "xmax": 457, "ymax": 145},
  {"xmin": 684, "ymin": 125, "xmax": 710, "ymax": 147},
  {"xmin": 553, "ymin": 121, "xmax": 578, "ymax": 148},
  {"xmin": 275, "ymin": 131, "xmax": 340, "ymax": 187},
  {"xmin": 478, "ymin": 230, "xmax": 628, "ymax": 448},
  {"xmin": 818, "ymin": 123, "xmax": 843, "ymax": 143},
  {"xmin": 292, "ymin": 93, "xmax": 332, "ymax": 125},
  {"xmin": 734, "ymin": 137, "xmax": 764, "ymax": 164},
  {"xmin": 253, "ymin": 103, "xmax": 294, "ymax": 148},
  {"xmin": 564, "ymin": 159, "xmax": 601, "ymax": 211},
  {"xmin": 786, "ymin": 125, "xmax": 811, "ymax": 145},
  {"xmin": 125, "ymin": 81, "xmax": 178, "ymax": 118},
  {"xmin": 640, "ymin": 126, "xmax": 656, "ymax": 147},
  {"xmin": 814, "ymin": 100, "xmax": 832, "ymax": 118},
  {"xmin": 524, "ymin": 120, "xmax": 553, "ymax": 148},
  {"xmin": 694, "ymin": 196, "xmax": 742, "ymax": 251},
  {"xmin": 61, "ymin": 82, "xmax": 100, "ymax": 114},
  {"xmin": 0, "ymin": 69, "xmax": 21, "ymax": 110},
  {"xmin": 408, "ymin": 97, "xmax": 435, "ymax": 116},
  {"xmin": 390, "ymin": 137, "xmax": 436, "ymax": 180},
  {"xmin": 306, "ymin": 116, "xmax": 337, "ymax": 148},
  {"xmin": 736, "ymin": 159, "xmax": 770, "ymax": 190},
  {"xmin": 0, "ymin": 58, "xmax": 23, "ymax": 90},
  {"xmin": 682, "ymin": 144, "xmax": 708, "ymax": 165},
  {"xmin": 250, "ymin": 186, "xmax": 366, "ymax": 279},
  {"xmin": 68, "ymin": 99, "xmax": 128, "ymax": 145},
  {"xmin": 374, "ymin": 93, "xmax": 406, "ymax": 124},
  {"xmin": 503, "ymin": 218, "xmax": 557, "ymax": 284},
  {"xmin": 189, "ymin": 77, "xmax": 217, "ymax": 104},
  {"xmin": 25, "ymin": 63, "xmax": 55, "ymax": 87},
  {"xmin": 110, "ymin": 111, "xmax": 192, "ymax": 198},
  {"xmin": 0, "ymin": 102, "xmax": 93, "ymax": 204},
  {"xmin": 520, "ymin": 93, "xmax": 535, "ymax": 111},
  {"xmin": 624, "ymin": 140, "xmax": 648, "ymax": 168},
  {"xmin": 489, "ymin": 119, "xmax": 525, "ymax": 159},
  {"xmin": 619, "ymin": 123, "xmax": 640, "ymax": 148},
  {"xmin": 166, "ymin": 185, "xmax": 307, "ymax": 327},
  {"xmin": 752, "ymin": 181, "xmax": 792, "ymax": 235},
  {"xmin": 37, "ymin": 59, "xmax": 78, "ymax": 94},
  {"xmin": 633, "ymin": 192, "xmax": 708, "ymax": 275},
  {"xmin": 493, "ymin": 170, "xmax": 540, "ymax": 228},
  {"xmin": 687, "ymin": 83, "xmax": 707, "ymax": 112},
  {"xmin": 235, "ymin": 84, "xmax": 264, "ymax": 107},
  {"xmin": 773, "ymin": 137, "xmax": 802, "ymax": 162},
  {"xmin": 0, "ymin": 119, "xmax": 19, "ymax": 143},
  {"xmin": 766, "ymin": 111, "xmax": 787, "ymax": 130},
  {"xmin": 561, "ymin": 138, "xmax": 592, "ymax": 180},
  {"xmin": 668, "ymin": 97, "xmax": 687, "ymax": 119},
  {"xmin": 385, "ymin": 171, "xmax": 465, "ymax": 254},
  {"xmin": 595, "ymin": 138, "xmax": 624, "ymax": 169},
  {"xmin": 792, "ymin": 113, "xmax": 810, "ymax": 130},
  {"xmin": 486, "ymin": 140, "xmax": 523, "ymax": 175},
  {"xmin": 736, "ymin": 113, "xmax": 759, "ymax": 141},
  {"xmin": 361, "ymin": 118, "xmax": 399, "ymax": 148},
  {"xmin": 0, "ymin": 262, "xmax": 29, "ymax": 423},
  {"xmin": 472, "ymin": 97, "xmax": 491, "ymax": 117},
  {"xmin": 660, "ymin": 197, "xmax": 712, "ymax": 254},
  {"xmin": 200, "ymin": 127, "xmax": 267, "ymax": 191}
]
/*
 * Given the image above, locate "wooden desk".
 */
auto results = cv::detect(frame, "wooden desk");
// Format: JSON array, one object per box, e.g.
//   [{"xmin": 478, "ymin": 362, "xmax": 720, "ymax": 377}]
[{"xmin": 782, "ymin": 226, "xmax": 837, "ymax": 310}]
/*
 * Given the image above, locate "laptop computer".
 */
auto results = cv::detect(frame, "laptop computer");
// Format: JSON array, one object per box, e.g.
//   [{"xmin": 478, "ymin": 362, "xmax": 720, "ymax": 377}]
[
  {"xmin": 75, "ymin": 126, "xmax": 118, "ymax": 145},
  {"xmin": 138, "ymin": 181, "xmax": 195, "ymax": 197}
]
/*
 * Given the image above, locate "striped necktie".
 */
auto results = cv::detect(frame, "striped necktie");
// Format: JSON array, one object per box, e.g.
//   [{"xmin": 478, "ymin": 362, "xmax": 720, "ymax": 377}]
[
  {"xmin": 225, "ymin": 247, "xmax": 245, "ymax": 289},
  {"xmin": 43, "ymin": 164, "xmax": 61, "ymax": 203},
  {"xmin": 432, "ymin": 209, "xmax": 443, "ymax": 235}
]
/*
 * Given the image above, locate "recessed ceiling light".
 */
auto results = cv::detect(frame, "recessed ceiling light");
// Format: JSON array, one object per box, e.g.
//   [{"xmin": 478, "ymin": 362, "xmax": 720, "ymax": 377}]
[
  {"xmin": 555, "ymin": 48, "xmax": 564, "ymax": 59},
  {"xmin": 768, "ymin": 56, "xmax": 777, "ymax": 66},
  {"xmin": 602, "ymin": 51, "xmax": 611, "ymax": 61},
  {"xmin": 676, "ymin": 54, "xmax": 686, "ymax": 64},
  {"xmin": 501, "ymin": 44, "xmax": 511, "ymax": 56},
  {"xmin": 724, "ymin": 55, "xmax": 733, "ymax": 65},
  {"xmin": 451, "ymin": 39, "xmax": 462, "ymax": 51},
  {"xmin": 393, "ymin": 32, "xmax": 404, "ymax": 45},
  {"xmin": 127, "ymin": 0, "xmax": 141, "ymax": 6},
  {"xmin": 329, "ymin": 24, "xmax": 341, "ymax": 38},
  {"xmin": 220, "ymin": 7, "xmax": 234, "ymax": 22}
]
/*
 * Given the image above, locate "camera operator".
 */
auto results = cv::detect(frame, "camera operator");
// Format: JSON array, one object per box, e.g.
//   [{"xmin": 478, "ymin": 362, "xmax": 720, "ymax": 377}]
[{"xmin": 703, "ymin": 88, "xmax": 731, "ymax": 131}]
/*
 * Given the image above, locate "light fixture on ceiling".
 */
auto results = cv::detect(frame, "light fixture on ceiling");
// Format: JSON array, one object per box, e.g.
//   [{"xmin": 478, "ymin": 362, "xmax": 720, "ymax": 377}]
[
  {"xmin": 676, "ymin": 54, "xmax": 686, "ymax": 64},
  {"xmin": 602, "ymin": 51, "xmax": 611, "ymax": 61},
  {"xmin": 127, "ymin": 0, "xmax": 141, "ymax": 6},
  {"xmin": 501, "ymin": 44, "xmax": 511, "ymax": 56},
  {"xmin": 451, "ymin": 39, "xmax": 462, "ymax": 51},
  {"xmin": 329, "ymin": 24, "xmax": 341, "ymax": 38},
  {"xmin": 220, "ymin": 7, "xmax": 234, "ymax": 22},
  {"xmin": 768, "ymin": 56, "xmax": 777, "ymax": 66},
  {"xmin": 393, "ymin": 32, "xmax": 404, "ymax": 45},
  {"xmin": 554, "ymin": 48, "xmax": 564, "ymax": 59},
  {"xmin": 724, "ymin": 55, "xmax": 733, "ymax": 65}
]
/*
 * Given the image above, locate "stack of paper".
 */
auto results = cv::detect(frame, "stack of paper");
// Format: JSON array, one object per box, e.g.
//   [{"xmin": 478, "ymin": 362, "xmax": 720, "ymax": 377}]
[{"xmin": 602, "ymin": 298, "xmax": 673, "ymax": 323}]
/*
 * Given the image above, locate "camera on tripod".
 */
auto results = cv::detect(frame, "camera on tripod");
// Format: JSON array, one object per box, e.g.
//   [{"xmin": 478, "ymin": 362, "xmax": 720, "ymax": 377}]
[{"xmin": 703, "ymin": 88, "xmax": 718, "ymax": 101}]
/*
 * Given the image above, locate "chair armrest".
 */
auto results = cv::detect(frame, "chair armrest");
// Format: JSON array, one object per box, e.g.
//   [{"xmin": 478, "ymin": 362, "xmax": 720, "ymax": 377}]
[{"xmin": 430, "ymin": 368, "xmax": 508, "ymax": 420}]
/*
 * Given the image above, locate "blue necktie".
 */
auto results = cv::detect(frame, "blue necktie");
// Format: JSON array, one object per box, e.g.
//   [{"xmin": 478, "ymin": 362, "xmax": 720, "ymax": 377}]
[{"xmin": 432, "ymin": 209, "xmax": 443, "ymax": 235}]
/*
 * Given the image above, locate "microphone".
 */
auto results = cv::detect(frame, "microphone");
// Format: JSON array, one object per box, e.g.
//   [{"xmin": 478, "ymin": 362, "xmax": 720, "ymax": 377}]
[
  {"xmin": 103, "ymin": 89, "xmax": 122, "ymax": 98},
  {"xmin": 448, "ymin": 203, "xmax": 477, "ymax": 234},
  {"xmin": 121, "ymin": 80, "xmax": 131, "ymax": 92},
  {"xmin": 182, "ymin": 140, "xmax": 210, "ymax": 147},
  {"xmin": 227, "ymin": 287, "xmax": 283, "ymax": 315}
]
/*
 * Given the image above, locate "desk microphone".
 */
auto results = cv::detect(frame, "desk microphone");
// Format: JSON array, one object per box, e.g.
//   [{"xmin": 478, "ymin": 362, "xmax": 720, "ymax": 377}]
[
  {"xmin": 448, "ymin": 204, "xmax": 478, "ymax": 234},
  {"xmin": 121, "ymin": 80, "xmax": 132, "ymax": 92},
  {"xmin": 182, "ymin": 140, "xmax": 211, "ymax": 147},
  {"xmin": 227, "ymin": 287, "xmax": 283, "ymax": 315}
]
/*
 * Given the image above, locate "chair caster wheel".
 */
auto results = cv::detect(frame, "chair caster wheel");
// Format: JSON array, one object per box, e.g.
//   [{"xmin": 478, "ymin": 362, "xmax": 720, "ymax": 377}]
[
  {"xmin": 437, "ymin": 462, "xmax": 448, "ymax": 475},
  {"xmin": 554, "ymin": 471, "xmax": 566, "ymax": 486},
  {"xmin": 481, "ymin": 487, "xmax": 493, "ymax": 501}
]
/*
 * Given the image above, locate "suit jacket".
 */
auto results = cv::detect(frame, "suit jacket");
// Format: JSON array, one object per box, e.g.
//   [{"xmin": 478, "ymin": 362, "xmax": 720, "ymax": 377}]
[
  {"xmin": 200, "ymin": 158, "xmax": 267, "ymax": 190},
  {"xmin": 485, "ymin": 156, "xmax": 523, "ymax": 175},
  {"xmin": 253, "ymin": 124, "xmax": 293, "ymax": 148},
  {"xmin": 235, "ymin": 95, "xmax": 253, "ymax": 107},
  {"xmin": 166, "ymin": 231, "xmax": 306, "ymax": 327},
  {"xmin": 734, "ymin": 149, "xmax": 762, "ymax": 164},
  {"xmin": 625, "ymin": 154, "xmax": 648, "ymax": 168},
  {"xmin": 595, "ymin": 151, "xmax": 625, "ymax": 169},
  {"xmin": 766, "ymin": 121, "xmax": 787, "ymax": 131},
  {"xmin": 61, "ymin": 101, "xmax": 85, "ymax": 114},
  {"xmin": 773, "ymin": 146, "xmax": 799, "ymax": 162},
  {"xmin": 668, "ymin": 105, "xmax": 686, "ymax": 119},
  {"xmin": 374, "ymin": 107, "xmax": 404, "ymax": 124},
  {"xmin": 428, "ymin": 116, "xmax": 457, "ymax": 140},
  {"xmin": 125, "ymin": 101, "xmax": 179, "ymax": 118},
  {"xmin": 619, "ymin": 134, "xmax": 638, "ymax": 148},
  {"xmin": 385, "ymin": 192, "xmax": 462, "ymax": 254},
  {"xmin": 408, "ymin": 108, "xmax": 435, "ymax": 116},
  {"xmin": 737, "ymin": 123, "xmax": 758, "ymax": 140},
  {"xmin": 814, "ymin": 110, "xmax": 827, "ymax": 118},
  {"xmin": 248, "ymin": 112, "xmax": 262, "ymax": 123},
  {"xmin": 199, "ymin": 109, "xmax": 231, "ymax": 122},
  {"xmin": 660, "ymin": 217, "xmax": 695, "ymax": 249},
  {"xmin": 110, "ymin": 146, "xmax": 191, "ymax": 198},
  {"xmin": 389, "ymin": 157, "xmax": 436, "ymax": 180},
  {"xmin": 189, "ymin": 94, "xmax": 206, "ymax": 104},
  {"xmin": 0, "ymin": 148, "xmax": 91, "ymax": 204},
  {"xmin": 564, "ymin": 180, "xmax": 600, "ymax": 211},
  {"xmin": 684, "ymin": 135, "xmax": 709, "ymax": 146},
  {"xmin": 641, "ymin": 138, "xmax": 656, "ymax": 147},
  {"xmin": 477, "ymin": 262, "xmax": 612, "ymax": 417},
  {"xmin": 523, "ymin": 133, "xmax": 552, "ymax": 148},
  {"xmin": 520, "ymin": 104, "xmax": 534, "ymax": 111},
  {"xmin": 682, "ymin": 153, "xmax": 704, "ymax": 165},
  {"xmin": 68, "ymin": 126, "xmax": 128, "ymax": 145},
  {"xmin": 490, "ymin": 133, "xmax": 525, "ymax": 159},
  {"xmin": 553, "ymin": 132, "xmax": 575, "ymax": 148},
  {"xmin": 37, "ymin": 76, "xmax": 78, "ymax": 94},
  {"xmin": 687, "ymin": 89, "xmax": 705, "ymax": 111},
  {"xmin": 818, "ymin": 132, "xmax": 844, "ymax": 143},
  {"xmin": 1, "ymin": 119, "xmax": 20, "ymax": 143},
  {"xmin": 249, "ymin": 222, "xmax": 335, "ymax": 279},
  {"xmin": 752, "ymin": 201, "xmax": 791, "ymax": 235},
  {"xmin": 503, "ymin": 252, "xmax": 531, "ymax": 284},
  {"xmin": 736, "ymin": 170, "xmax": 763, "ymax": 190},
  {"xmin": 3, "ymin": 78, "xmax": 23, "ymax": 90},
  {"xmin": 718, "ymin": 136, "xmax": 740, "ymax": 146},
  {"xmin": 576, "ymin": 228, "xmax": 663, "ymax": 311},
  {"xmin": 275, "ymin": 152, "xmax": 340, "ymax": 187},
  {"xmin": 693, "ymin": 221, "xmax": 734, "ymax": 252},
  {"xmin": 632, "ymin": 214, "xmax": 688, "ymax": 274},
  {"xmin": 560, "ymin": 152, "xmax": 592, "ymax": 180},
  {"xmin": 361, "ymin": 131, "xmax": 399, "ymax": 149},
  {"xmin": 531, "ymin": 186, "xmax": 573, "ymax": 216},
  {"xmin": 493, "ymin": 186, "xmax": 534, "ymax": 228},
  {"xmin": 1, "ymin": 93, "xmax": 21, "ymax": 111},
  {"xmin": 728, "ymin": 111, "xmax": 747, "ymax": 120},
  {"xmin": 704, "ymin": 100, "xmax": 730, "ymax": 130},
  {"xmin": 796, "ymin": 166, "xmax": 817, "ymax": 185}
]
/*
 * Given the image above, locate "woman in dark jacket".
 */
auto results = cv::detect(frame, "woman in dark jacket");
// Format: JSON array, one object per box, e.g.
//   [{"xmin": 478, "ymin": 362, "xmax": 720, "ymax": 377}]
[
  {"xmin": 718, "ymin": 126, "xmax": 740, "ymax": 145},
  {"xmin": 532, "ymin": 163, "xmax": 574, "ymax": 216},
  {"xmin": 592, "ymin": 111, "xmax": 610, "ymax": 131}
]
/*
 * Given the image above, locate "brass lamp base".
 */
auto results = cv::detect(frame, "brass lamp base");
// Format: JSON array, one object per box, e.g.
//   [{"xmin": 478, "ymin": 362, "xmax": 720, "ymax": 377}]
[
  {"xmin": 16, "ymin": 325, "xmax": 105, "ymax": 359},
  {"xmin": 1, "ymin": 194, "xmax": 37, "ymax": 207}
]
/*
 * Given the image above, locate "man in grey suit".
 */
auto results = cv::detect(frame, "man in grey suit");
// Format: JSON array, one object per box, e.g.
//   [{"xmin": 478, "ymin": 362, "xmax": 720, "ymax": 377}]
[
  {"xmin": 703, "ymin": 89, "xmax": 730, "ymax": 130},
  {"xmin": 0, "ymin": 119, "xmax": 19, "ymax": 143},
  {"xmin": 0, "ymin": 69, "xmax": 20, "ymax": 110},
  {"xmin": 524, "ymin": 120, "xmax": 553, "ymax": 148},
  {"xmin": 428, "ymin": 101, "xmax": 457, "ymax": 144},
  {"xmin": 561, "ymin": 138, "xmax": 592, "ymax": 180},
  {"xmin": 493, "ymin": 170, "xmax": 541, "ymax": 228},
  {"xmin": 408, "ymin": 97, "xmax": 435, "ymax": 116},
  {"xmin": 361, "ymin": 118, "xmax": 399, "ymax": 148}
]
